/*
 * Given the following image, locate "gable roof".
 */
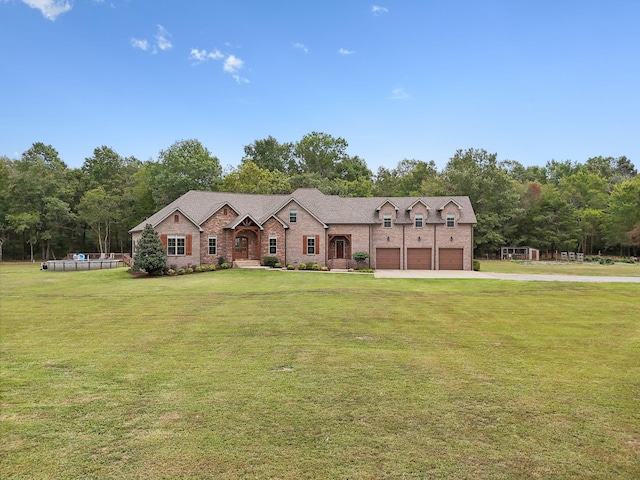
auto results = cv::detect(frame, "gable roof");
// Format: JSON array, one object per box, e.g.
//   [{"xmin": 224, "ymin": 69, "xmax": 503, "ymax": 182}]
[
  {"xmin": 226, "ymin": 213, "xmax": 265, "ymax": 230},
  {"xmin": 130, "ymin": 188, "xmax": 477, "ymax": 233},
  {"xmin": 130, "ymin": 191, "xmax": 288, "ymax": 233},
  {"xmin": 435, "ymin": 198, "xmax": 464, "ymax": 210},
  {"xmin": 376, "ymin": 199, "xmax": 400, "ymax": 211},
  {"xmin": 140, "ymin": 206, "xmax": 203, "ymax": 232},
  {"xmin": 268, "ymin": 192, "xmax": 329, "ymax": 228},
  {"xmin": 407, "ymin": 199, "xmax": 431, "ymax": 211}
]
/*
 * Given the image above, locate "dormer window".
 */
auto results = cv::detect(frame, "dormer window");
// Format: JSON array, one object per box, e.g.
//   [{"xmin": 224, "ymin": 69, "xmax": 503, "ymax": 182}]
[
  {"xmin": 446, "ymin": 214, "xmax": 455, "ymax": 228},
  {"xmin": 383, "ymin": 215, "xmax": 392, "ymax": 228},
  {"xmin": 415, "ymin": 214, "xmax": 423, "ymax": 228},
  {"xmin": 289, "ymin": 210, "xmax": 297, "ymax": 223}
]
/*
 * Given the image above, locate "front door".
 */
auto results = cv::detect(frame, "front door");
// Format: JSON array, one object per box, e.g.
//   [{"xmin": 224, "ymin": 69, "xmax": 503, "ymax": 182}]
[
  {"xmin": 235, "ymin": 237, "xmax": 248, "ymax": 259},
  {"xmin": 336, "ymin": 240, "xmax": 345, "ymax": 259}
]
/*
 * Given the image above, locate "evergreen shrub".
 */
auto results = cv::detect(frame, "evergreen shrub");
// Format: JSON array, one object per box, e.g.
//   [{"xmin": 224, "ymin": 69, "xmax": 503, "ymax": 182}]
[
  {"xmin": 132, "ymin": 224, "xmax": 167, "ymax": 276},
  {"xmin": 263, "ymin": 256, "xmax": 279, "ymax": 267}
]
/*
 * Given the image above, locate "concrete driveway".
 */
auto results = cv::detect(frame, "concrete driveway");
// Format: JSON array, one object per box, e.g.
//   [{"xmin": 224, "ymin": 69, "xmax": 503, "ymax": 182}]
[{"xmin": 373, "ymin": 270, "xmax": 640, "ymax": 283}]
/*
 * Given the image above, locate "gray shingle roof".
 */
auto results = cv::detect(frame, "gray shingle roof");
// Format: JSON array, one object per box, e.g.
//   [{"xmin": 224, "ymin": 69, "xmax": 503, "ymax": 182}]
[{"xmin": 130, "ymin": 188, "xmax": 476, "ymax": 232}]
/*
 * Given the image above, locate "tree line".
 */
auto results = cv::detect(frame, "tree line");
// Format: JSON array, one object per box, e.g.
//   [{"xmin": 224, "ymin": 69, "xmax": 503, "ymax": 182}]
[{"xmin": 1, "ymin": 132, "xmax": 638, "ymax": 261}]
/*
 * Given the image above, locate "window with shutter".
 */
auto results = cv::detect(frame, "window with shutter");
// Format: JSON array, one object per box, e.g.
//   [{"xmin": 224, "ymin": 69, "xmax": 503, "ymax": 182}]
[{"xmin": 166, "ymin": 234, "xmax": 186, "ymax": 256}]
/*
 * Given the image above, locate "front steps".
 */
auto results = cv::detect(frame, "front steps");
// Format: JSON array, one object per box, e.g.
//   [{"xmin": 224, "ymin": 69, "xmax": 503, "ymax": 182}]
[{"xmin": 233, "ymin": 259, "xmax": 267, "ymax": 269}]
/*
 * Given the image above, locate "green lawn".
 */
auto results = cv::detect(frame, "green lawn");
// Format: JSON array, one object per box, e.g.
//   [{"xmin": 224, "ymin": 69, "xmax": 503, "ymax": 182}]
[
  {"xmin": 1, "ymin": 264, "xmax": 639, "ymax": 479},
  {"xmin": 480, "ymin": 259, "xmax": 640, "ymax": 276}
]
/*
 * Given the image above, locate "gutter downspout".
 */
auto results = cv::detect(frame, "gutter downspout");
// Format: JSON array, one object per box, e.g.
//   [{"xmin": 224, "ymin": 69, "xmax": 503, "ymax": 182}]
[
  {"xmin": 402, "ymin": 224, "xmax": 406, "ymax": 270},
  {"xmin": 433, "ymin": 223, "xmax": 437, "ymax": 270},
  {"xmin": 369, "ymin": 224, "xmax": 372, "ymax": 269},
  {"xmin": 325, "ymin": 228, "xmax": 329, "ymax": 268},
  {"xmin": 471, "ymin": 224, "xmax": 474, "ymax": 271}
]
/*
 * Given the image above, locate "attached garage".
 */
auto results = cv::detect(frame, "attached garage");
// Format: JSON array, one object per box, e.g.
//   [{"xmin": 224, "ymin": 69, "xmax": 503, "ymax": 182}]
[
  {"xmin": 439, "ymin": 248, "xmax": 464, "ymax": 270},
  {"xmin": 407, "ymin": 248, "xmax": 432, "ymax": 270},
  {"xmin": 376, "ymin": 248, "xmax": 401, "ymax": 269}
]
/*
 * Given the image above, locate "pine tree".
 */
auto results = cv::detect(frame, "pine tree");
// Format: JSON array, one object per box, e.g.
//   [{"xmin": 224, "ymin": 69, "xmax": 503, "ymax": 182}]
[{"xmin": 132, "ymin": 224, "xmax": 167, "ymax": 275}]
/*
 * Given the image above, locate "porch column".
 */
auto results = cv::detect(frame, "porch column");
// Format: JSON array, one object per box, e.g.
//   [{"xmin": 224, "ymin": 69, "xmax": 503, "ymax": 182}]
[
  {"xmin": 257, "ymin": 228, "xmax": 261, "ymax": 262},
  {"xmin": 232, "ymin": 230, "xmax": 237, "ymax": 262}
]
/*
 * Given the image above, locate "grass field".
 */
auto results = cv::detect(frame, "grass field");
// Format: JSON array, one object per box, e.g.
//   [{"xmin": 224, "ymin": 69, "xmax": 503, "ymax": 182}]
[
  {"xmin": 1, "ymin": 264, "xmax": 639, "ymax": 479},
  {"xmin": 479, "ymin": 259, "xmax": 640, "ymax": 276}
]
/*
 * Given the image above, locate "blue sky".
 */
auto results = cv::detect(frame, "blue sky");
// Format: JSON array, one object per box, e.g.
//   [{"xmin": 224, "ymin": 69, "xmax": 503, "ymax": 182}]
[{"xmin": 1, "ymin": 0, "xmax": 639, "ymax": 172}]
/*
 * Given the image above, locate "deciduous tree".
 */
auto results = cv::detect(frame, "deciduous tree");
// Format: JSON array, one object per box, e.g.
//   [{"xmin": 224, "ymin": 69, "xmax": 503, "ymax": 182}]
[
  {"xmin": 150, "ymin": 139, "xmax": 222, "ymax": 207},
  {"xmin": 441, "ymin": 149, "xmax": 523, "ymax": 255},
  {"xmin": 242, "ymin": 136, "xmax": 294, "ymax": 172},
  {"xmin": 293, "ymin": 132, "xmax": 349, "ymax": 179},
  {"xmin": 515, "ymin": 184, "xmax": 581, "ymax": 254},
  {"xmin": 221, "ymin": 161, "xmax": 292, "ymax": 194},
  {"xmin": 78, "ymin": 187, "xmax": 118, "ymax": 255},
  {"xmin": 604, "ymin": 176, "xmax": 640, "ymax": 254}
]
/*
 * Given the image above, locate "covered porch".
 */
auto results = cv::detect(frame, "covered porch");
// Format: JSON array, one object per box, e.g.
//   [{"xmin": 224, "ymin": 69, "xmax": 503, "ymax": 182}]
[
  {"xmin": 328, "ymin": 234, "xmax": 352, "ymax": 269},
  {"xmin": 232, "ymin": 218, "xmax": 262, "ymax": 263}
]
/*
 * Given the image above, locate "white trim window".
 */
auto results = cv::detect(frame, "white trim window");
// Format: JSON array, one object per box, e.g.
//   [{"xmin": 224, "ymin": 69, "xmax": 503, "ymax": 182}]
[
  {"xmin": 168, "ymin": 235, "xmax": 185, "ymax": 256},
  {"xmin": 415, "ymin": 214, "xmax": 423, "ymax": 228},
  {"xmin": 289, "ymin": 210, "xmax": 297, "ymax": 223},
  {"xmin": 208, "ymin": 235, "xmax": 217, "ymax": 255},
  {"xmin": 383, "ymin": 215, "xmax": 392, "ymax": 228},
  {"xmin": 269, "ymin": 236, "xmax": 277, "ymax": 255},
  {"xmin": 446, "ymin": 214, "xmax": 455, "ymax": 228},
  {"xmin": 307, "ymin": 236, "xmax": 316, "ymax": 255}
]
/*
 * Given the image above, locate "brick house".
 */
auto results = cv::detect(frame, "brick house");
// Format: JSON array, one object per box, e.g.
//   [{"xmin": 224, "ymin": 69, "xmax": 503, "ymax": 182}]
[{"xmin": 129, "ymin": 188, "xmax": 477, "ymax": 270}]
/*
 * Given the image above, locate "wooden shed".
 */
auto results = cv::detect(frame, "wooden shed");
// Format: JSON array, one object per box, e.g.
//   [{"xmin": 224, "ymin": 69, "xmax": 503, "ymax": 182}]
[{"xmin": 501, "ymin": 246, "xmax": 540, "ymax": 261}]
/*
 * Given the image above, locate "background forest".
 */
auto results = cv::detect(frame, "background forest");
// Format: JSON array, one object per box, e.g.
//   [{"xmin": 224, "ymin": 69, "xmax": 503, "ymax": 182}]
[{"xmin": 1, "ymin": 132, "xmax": 638, "ymax": 261}]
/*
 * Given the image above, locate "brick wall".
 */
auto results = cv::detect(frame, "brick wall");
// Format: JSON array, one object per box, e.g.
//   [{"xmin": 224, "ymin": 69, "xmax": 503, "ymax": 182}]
[
  {"xmin": 434, "ymin": 202, "xmax": 474, "ymax": 270},
  {"xmin": 404, "ymin": 205, "xmax": 436, "ymax": 269},
  {"xmin": 134, "ymin": 197, "xmax": 475, "ymax": 271},
  {"xmin": 154, "ymin": 212, "xmax": 201, "ymax": 268},
  {"xmin": 405, "ymin": 202, "xmax": 434, "ymax": 250},
  {"xmin": 327, "ymin": 224, "xmax": 370, "ymax": 269},
  {"xmin": 200, "ymin": 205, "xmax": 238, "ymax": 266},
  {"xmin": 278, "ymin": 201, "xmax": 325, "ymax": 267},
  {"xmin": 261, "ymin": 217, "xmax": 286, "ymax": 265},
  {"xmin": 372, "ymin": 203, "xmax": 404, "ymax": 268}
]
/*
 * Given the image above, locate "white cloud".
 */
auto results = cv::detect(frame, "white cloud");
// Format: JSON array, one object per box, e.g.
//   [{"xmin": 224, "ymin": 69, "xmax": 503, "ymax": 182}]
[
  {"xmin": 293, "ymin": 42, "xmax": 309, "ymax": 54},
  {"xmin": 223, "ymin": 55, "xmax": 243, "ymax": 74},
  {"xmin": 338, "ymin": 48, "xmax": 355, "ymax": 55},
  {"xmin": 224, "ymin": 55, "xmax": 249, "ymax": 84},
  {"xmin": 389, "ymin": 87, "xmax": 409, "ymax": 100},
  {"xmin": 232, "ymin": 75, "xmax": 250, "ymax": 84},
  {"xmin": 190, "ymin": 48, "xmax": 249, "ymax": 84},
  {"xmin": 371, "ymin": 5, "xmax": 389, "ymax": 16},
  {"xmin": 21, "ymin": 0, "xmax": 72, "ymax": 21},
  {"xmin": 130, "ymin": 38, "xmax": 149, "ymax": 51},
  {"xmin": 131, "ymin": 25, "xmax": 173, "ymax": 54},
  {"xmin": 189, "ymin": 48, "xmax": 224, "ymax": 64},
  {"xmin": 155, "ymin": 25, "xmax": 172, "ymax": 51}
]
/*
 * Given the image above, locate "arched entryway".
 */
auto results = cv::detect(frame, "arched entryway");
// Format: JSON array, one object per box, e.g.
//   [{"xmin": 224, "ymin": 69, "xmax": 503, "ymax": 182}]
[{"xmin": 233, "ymin": 218, "xmax": 261, "ymax": 262}]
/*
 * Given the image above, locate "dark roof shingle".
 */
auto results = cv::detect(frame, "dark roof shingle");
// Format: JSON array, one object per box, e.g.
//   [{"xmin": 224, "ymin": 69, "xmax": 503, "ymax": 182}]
[{"xmin": 130, "ymin": 188, "xmax": 476, "ymax": 232}]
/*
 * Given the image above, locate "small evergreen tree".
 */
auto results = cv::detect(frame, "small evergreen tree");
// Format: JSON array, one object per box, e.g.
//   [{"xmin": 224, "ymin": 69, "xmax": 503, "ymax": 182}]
[{"xmin": 132, "ymin": 224, "xmax": 167, "ymax": 275}]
